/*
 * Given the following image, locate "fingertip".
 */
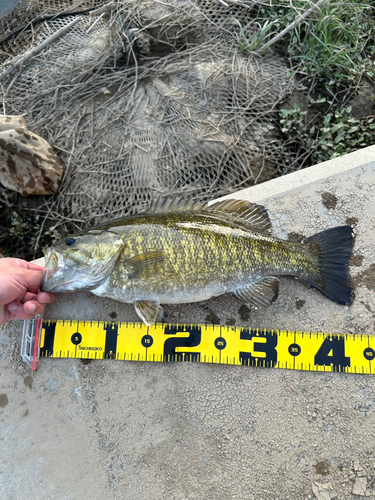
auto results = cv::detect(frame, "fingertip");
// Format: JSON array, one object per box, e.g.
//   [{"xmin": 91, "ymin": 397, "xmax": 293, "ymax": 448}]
[
  {"xmin": 28, "ymin": 263, "xmax": 46, "ymax": 272},
  {"xmin": 37, "ymin": 292, "xmax": 56, "ymax": 304},
  {"xmin": 23, "ymin": 301, "xmax": 46, "ymax": 317},
  {"xmin": 24, "ymin": 302, "xmax": 36, "ymax": 314}
]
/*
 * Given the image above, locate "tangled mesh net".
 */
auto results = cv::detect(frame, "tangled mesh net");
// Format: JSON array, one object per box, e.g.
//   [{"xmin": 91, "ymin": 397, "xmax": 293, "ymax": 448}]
[{"xmin": 0, "ymin": 0, "xmax": 299, "ymax": 244}]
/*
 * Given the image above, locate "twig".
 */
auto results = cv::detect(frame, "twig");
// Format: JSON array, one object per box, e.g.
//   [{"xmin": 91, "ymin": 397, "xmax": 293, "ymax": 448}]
[
  {"xmin": 89, "ymin": 1, "xmax": 117, "ymax": 17},
  {"xmin": 223, "ymin": 0, "xmax": 253, "ymax": 9},
  {"xmin": 86, "ymin": 12, "xmax": 105, "ymax": 34},
  {"xmin": 258, "ymin": 0, "xmax": 329, "ymax": 54},
  {"xmin": 0, "ymin": 17, "xmax": 82, "ymax": 80}
]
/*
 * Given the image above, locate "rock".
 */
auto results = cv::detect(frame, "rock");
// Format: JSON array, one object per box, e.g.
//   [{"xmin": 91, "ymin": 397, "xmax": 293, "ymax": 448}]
[
  {"xmin": 0, "ymin": 115, "xmax": 26, "ymax": 132},
  {"xmin": 352, "ymin": 477, "xmax": 368, "ymax": 496},
  {"xmin": 0, "ymin": 115, "xmax": 62, "ymax": 195},
  {"xmin": 353, "ymin": 460, "xmax": 362, "ymax": 471},
  {"xmin": 347, "ymin": 79, "xmax": 375, "ymax": 119},
  {"xmin": 312, "ymin": 482, "xmax": 337, "ymax": 500}
]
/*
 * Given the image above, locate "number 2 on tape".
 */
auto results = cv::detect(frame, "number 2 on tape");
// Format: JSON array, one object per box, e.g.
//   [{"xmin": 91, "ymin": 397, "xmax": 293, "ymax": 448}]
[{"xmin": 37, "ymin": 321, "xmax": 375, "ymax": 374}]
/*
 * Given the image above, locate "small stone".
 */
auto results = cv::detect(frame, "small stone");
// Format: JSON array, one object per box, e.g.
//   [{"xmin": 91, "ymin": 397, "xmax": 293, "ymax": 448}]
[
  {"xmin": 352, "ymin": 477, "xmax": 368, "ymax": 496},
  {"xmin": 312, "ymin": 482, "xmax": 337, "ymax": 500},
  {"xmin": 357, "ymin": 471, "xmax": 365, "ymax": 477},
  {"xmin": 354, "ymin": 461, "xmax": 362, "ymax": 471}
]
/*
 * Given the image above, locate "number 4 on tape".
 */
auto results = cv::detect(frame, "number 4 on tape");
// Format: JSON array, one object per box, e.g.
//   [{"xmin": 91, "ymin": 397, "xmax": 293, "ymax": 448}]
[{"xmin": 21, "ymin": 316, "xmax": 375, "ymax": 374}]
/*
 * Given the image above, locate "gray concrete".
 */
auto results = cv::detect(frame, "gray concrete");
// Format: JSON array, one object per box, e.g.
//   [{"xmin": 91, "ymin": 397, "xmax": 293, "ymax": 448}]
[{"xmin": 1, "ymin": 145, "xmax": 375, "ymax": 500}]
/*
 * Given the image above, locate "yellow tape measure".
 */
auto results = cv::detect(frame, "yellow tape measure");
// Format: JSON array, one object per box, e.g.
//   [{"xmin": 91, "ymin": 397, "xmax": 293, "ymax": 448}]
[{"xmin": 28, "ymin": 319, "xmax": 375, "ymax": 373}]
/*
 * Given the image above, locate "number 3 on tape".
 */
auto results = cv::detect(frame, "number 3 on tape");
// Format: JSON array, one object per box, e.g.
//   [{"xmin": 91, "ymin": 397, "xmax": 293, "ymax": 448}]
[{"xmin": 22, "ymin": 318, "xmax": 375, "ymax": 374}]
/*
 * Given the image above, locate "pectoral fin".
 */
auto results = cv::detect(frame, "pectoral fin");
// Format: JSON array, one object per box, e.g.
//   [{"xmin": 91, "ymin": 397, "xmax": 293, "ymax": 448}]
[
  {"xmin": 228, "ymin": 277, "xmax": 279, "ymax": 308},
  {"xmin": 134, "ymin": 300, "xmax": 160, "ymax": 325},
  {"xmin": 126, "ymin": 251, "xmax": 167, "ymax": 279}
]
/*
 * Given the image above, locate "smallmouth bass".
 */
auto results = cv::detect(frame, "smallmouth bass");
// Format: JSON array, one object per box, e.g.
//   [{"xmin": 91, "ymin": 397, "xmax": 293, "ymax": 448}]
[{"xmin": 41, "ymin": 197, "xmax": 353, "ymax": 325}]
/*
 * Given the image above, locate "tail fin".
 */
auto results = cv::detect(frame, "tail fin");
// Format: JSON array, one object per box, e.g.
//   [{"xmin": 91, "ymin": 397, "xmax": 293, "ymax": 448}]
[{"xmin": 304, "ymin": 226, "xmax": 354, "ymax": 305}]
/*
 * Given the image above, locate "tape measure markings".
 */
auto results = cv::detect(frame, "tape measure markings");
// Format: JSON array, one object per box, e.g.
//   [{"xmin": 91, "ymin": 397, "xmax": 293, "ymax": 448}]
[{"xmin": 35, "ymin": 320, "xmax": 375, "ymax": 374}]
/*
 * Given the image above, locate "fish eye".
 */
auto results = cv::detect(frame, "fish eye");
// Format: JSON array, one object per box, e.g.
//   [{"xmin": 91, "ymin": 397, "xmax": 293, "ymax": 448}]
[{"xmin": 65, "ymin": 237, "xmax": 76, "ymax": 246}]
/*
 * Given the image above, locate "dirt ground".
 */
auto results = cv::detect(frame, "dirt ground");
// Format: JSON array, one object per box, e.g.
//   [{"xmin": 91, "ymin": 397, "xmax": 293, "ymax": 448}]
[{"xmin": 1, "ymin": 147, "xmax": 375, "ymax": 499}]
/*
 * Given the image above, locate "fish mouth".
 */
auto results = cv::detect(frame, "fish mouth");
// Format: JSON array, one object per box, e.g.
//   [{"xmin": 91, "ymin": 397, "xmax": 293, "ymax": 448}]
[
  {"xmin": 41, "ymin": 248, "xmax": 64, "ymax": 291},
  {"xmin": 41, "ymin": 247, "xmax": 102, "ymax": 293},
  {"xmin": 43, "ymin": 276, "xmax": 90, "ymax": 293},
  {"xmin": 43, "ymin": 247, "xmax": 58, "ymax": 271}
]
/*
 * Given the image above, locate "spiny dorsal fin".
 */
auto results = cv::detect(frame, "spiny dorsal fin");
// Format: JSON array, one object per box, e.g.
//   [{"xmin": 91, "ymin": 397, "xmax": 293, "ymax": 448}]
[
  {"xmin": 149, "ymin": 196, "xmax": 271, "ymax": 232},
  {"xmin": 149, "ymin": 196, "xmax": 204, "ymax": 214},
  {"xmin": 203, "ymin": 199, "xmax": 272, "ymax": 233}
]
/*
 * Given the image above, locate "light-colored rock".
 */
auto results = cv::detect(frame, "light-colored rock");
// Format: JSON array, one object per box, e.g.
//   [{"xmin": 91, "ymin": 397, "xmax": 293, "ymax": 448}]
[
  {"xmin": 0, "ymin": 115, "xmax": 62, "ymax": 195},
  {"xmin": 353, "ymin": 460, "xmax": 362, "ymax": 471},
  {"xmin": 0, "ymin": 115, "xmax": 26, "ymax": 132},
  {"xmin": 312, "ymin": 482, "xmax": 337, "ymax": 500},
  {"xmin": 352, "ymin": 477, "xmax": 368, "ymax": 496}
]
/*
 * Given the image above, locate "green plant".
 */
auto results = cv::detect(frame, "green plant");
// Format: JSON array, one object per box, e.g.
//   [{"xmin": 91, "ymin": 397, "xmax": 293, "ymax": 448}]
[
  {"xmin": 255, "ymin": 0, "xmax": 375, "ymax": 85},
  {"xmin": 291, "ymin": 4, "xmax": 374, "ymax": 83},
  {"xmin": 280, "ymin": 104, "xmax": 308, "ymax": 136},
  {"xmin": 237, "ymin": 19, "xmax": 280, "ymax": 53},
  {"xmin": 279, "ymin": 104, "xmax": 375, "ymax": 164},
  {"xmin": 317, "ymin": 107, "xmax": 375, "ymax": 161},
  {"xmin": 0, "ymin": 207, "xmax": 60, "ymax": 260}
]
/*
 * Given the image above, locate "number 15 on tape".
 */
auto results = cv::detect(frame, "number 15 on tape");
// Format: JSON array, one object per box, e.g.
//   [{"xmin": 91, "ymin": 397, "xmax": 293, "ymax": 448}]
[{"xmin": 22, "ymin": 317, "xmax": 375, "ymax": 373}]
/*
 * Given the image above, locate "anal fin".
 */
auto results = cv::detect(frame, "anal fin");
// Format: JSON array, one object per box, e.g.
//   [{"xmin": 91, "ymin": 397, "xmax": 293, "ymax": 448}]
[{"xmin": 228, "ymin": 276, "xmax": 279, "ymax": 308}]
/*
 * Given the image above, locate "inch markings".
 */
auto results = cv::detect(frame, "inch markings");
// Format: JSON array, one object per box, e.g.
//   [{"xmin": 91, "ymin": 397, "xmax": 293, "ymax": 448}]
[{"xmin": 38, "ymin": 320, "xmax": 375, "ymax": 374}]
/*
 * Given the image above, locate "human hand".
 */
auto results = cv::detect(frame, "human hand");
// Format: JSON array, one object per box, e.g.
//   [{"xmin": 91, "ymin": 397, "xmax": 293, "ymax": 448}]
[{"xmin": 0, "ymin": 258, "xmax": 56, "ymax": 326}]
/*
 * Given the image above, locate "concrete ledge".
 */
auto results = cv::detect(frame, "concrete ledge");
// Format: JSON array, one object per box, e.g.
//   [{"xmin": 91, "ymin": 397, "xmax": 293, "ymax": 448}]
[{"xmin": 1, "ymin": 146, "xmax": 375, "ymax": 500}]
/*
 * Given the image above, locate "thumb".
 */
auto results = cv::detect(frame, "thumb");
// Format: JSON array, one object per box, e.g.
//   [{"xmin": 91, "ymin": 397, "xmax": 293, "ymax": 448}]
[{"xmin": 21, "ymin": 268, "xmax": 46, "ymax": 292}]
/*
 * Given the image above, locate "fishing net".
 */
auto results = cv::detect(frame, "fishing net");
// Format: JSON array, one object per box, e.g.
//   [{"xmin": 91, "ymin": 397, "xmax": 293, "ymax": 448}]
[{"xmin": 0, "ymin": 0, "xmax": 298, "ymax": 240}]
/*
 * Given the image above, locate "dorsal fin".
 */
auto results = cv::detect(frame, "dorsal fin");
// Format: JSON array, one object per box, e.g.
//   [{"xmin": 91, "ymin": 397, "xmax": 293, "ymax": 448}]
[
  {"xmin": 203, "ymin": 199, "xmax": 272, "ymax": 233},
  {"xmin": 149, "ymin": 196, "xmax": 271, "ymax": 232},
  {"xmin": 149, "ymin": 196, "xmax": 204, "ymax": 214}
]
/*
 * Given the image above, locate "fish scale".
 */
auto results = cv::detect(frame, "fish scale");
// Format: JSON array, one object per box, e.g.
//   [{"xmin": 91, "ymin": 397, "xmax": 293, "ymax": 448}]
[{"xmin": 41, "ymin": 197, "xmax": 353, "ymax": 325}]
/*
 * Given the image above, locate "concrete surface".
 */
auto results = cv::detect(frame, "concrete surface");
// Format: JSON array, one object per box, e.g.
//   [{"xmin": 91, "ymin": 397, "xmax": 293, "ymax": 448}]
[{"xmin": 1, "ymin": 145, "xmax": 375, "ymax": 499}]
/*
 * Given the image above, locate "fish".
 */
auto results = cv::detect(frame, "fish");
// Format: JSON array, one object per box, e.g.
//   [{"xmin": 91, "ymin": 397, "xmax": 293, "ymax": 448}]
[{"xmin": 41, "ymin": 197, "xmax": 354, "ymax": 325}]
